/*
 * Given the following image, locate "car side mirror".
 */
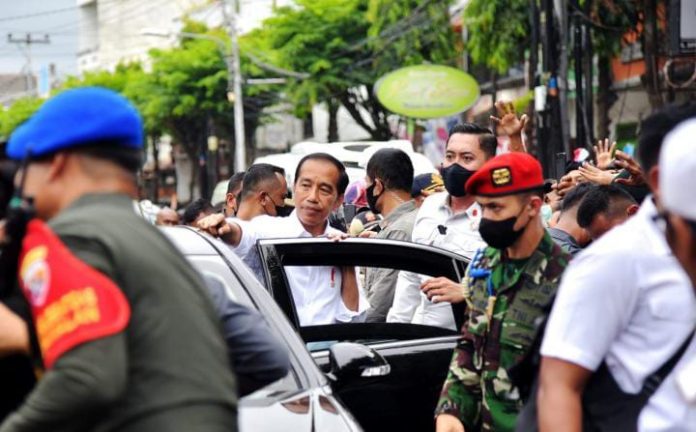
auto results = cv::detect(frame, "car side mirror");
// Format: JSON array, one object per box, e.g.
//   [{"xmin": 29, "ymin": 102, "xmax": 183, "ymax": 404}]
[{"xmin": 328, "ymin": 342, "xmax": 391, "ymax": 382}]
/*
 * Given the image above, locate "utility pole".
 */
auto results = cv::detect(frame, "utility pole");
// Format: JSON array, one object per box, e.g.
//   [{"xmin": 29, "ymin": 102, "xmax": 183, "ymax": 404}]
[
  {"xmin": 555, "ymin": 0, "xmax": 571, "ymax": 157},
  {"xmin": 7, "ymin": 33, "xmax": 50, "ymax": 95},
  {"xmin": 221, "ymin": 0, "xmax": 247, "ymax": 172},
  {"xmin": 573, "ymin": 11, "xmax": 586, "ymax": 152},
  {"xmin": 582, "ymin": 0, "xmax": 594, "ymax": 146}
]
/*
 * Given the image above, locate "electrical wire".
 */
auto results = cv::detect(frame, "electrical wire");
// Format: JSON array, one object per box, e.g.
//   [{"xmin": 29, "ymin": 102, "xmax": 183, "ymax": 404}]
[
  {"xmin": 568, "ymin": 1, "xmax": 628, "ymax": 33},
  {"xmin": 0, "ymin": 6, "xmax": 77, "ymax": 23}
]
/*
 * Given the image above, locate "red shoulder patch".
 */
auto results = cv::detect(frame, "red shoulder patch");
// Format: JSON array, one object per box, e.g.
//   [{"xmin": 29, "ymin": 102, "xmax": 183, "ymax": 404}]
[{"xmin": 19, "ymin": 219, "xmax": 130, "ymax": 369}]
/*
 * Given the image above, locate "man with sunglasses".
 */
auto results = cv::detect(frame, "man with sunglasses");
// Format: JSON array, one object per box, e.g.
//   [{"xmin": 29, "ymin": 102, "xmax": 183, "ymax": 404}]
[{"xmin": 538, "ymin": 104, "xmax": 696, "ymax": 431}]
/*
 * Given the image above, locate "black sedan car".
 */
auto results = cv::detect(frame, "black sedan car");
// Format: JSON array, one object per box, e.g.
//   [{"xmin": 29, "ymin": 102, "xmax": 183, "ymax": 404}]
[{"xmin": 164, "ymin": 227, "xmax": 469, "ymax": 432}]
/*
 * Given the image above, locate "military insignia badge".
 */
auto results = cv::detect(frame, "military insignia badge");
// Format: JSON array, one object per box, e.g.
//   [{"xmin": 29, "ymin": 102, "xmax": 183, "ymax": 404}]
[
  {"xmin": 20, "ymin": 246, "xmax": 50, "ymax": 307},
  {"xmin": 491, "ymin": 167, "xmax": 512, "ymax": 187},
  {"xmin": 19, "ymin": 219, "xmax": 131, "ymax": 369}
]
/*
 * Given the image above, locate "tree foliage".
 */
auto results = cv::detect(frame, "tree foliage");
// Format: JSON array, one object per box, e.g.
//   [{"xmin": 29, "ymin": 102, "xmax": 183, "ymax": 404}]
[
  {"xmin": 586, "ymin": 0, "xmax": 641, "ymax": 56},
  {"xmin": 367, "ymin": 0, "xmax": 459, "ymax": 74},
  {"xmin": 0, "ymin": 20, "xmax": 279, "ymax": 198},
  {"xmin": 463, "ymin": 0, "xmax": 530, "ymax": 74},
  {"xmin": 0, "ymin": 97, "xmax": 44, "ymax": 140},
  {"xmin": 257, "ymin": 0, "xmax": 372, "ymax": 140},
  {"xmin": 252, "ymin": 0, "xmax": 460, "ymax": 140}
]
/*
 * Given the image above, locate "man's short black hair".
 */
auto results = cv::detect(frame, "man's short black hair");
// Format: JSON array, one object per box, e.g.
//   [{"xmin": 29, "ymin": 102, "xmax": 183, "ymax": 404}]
[
  {"xmin": 227, "ymin": 171, "xmax": 246, "ymax": 194},
  {"xmin": 366, "ymin": 148, "xmax": 414, "ymax": 193},
  {"xmin": 638, "ymin": 103, "xmax": 696, "ymax": 172},
  {"xmin": 240, "ymin": 163, "xmax": 285, "ymax": 200},
  {"xmin": 294, "ymin": 152, "xmax": 349, "ymax": 195},
  {"xmin": 577, "ymin": 184, "xmax": 637, "ymax": 228},
  {"xmin": 447, "ymin": 122, "xmax": 497, "ymax": 159},
  {"xmin": 182, "ymin": 198, "xmax": 213, "ymax": 225},
  {"xmin": 560, "ymin": 182, "xmax": 593, "ymax": 213},
  {"xmin": 68, "ymin": 142, "xmax": 143, "ymax": 173}
]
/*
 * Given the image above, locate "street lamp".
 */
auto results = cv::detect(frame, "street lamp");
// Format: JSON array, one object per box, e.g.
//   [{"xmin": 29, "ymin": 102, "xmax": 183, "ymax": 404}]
[{"xmin": 142, "ymin": 28, "xmax": 246, "ymax": 173}]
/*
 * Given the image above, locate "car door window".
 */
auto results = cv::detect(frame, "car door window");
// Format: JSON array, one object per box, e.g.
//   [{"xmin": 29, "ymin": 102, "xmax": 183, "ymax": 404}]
[
  {"xmin": 258, "ymin": 239, "xmax": 467, "ymax": 349},
  {"xmin": 257, "ymin": 239, "xmax": 467, "ymax": 432}
]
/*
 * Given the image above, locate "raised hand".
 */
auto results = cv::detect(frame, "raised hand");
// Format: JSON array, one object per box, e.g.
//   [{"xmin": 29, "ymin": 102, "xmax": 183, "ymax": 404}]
[
  {"xmin": 578, "ymin": 162, "xmax": 615, "ymax": 185},
  {"xmin": 593, "ymin": 138, "xmax": 617, "ymax": 170},
  {"xmin": 613, "ymin": 150, "xmax": 646, "ymax": 187},
  {"xmin": 490, "ymin": 100, "xmax": 529, "ymax": 137}
]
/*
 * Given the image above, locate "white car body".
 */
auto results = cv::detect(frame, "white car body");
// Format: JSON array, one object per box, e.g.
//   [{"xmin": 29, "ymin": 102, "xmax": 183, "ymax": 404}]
[{"xmin": 256, "ymin": 140, "xmax": 436, "ymax": 186}]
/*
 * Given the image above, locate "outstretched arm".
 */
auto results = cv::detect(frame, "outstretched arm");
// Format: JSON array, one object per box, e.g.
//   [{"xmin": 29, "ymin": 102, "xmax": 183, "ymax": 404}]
[{"xmin": 197, "ymin": 213, "xmax": 244, "ymax": 247}]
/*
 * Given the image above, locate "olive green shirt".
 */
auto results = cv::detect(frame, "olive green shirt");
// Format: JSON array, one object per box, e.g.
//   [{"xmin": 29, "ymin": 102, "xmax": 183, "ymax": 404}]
[
  {"xmin": 364, "ymin": 200, "xmax": 418, "ymax": 322},
  {"xmin": 435, "ymin": 233, "xmax": 569, "ymax": 432},
  {"xmin": 0, "ymin": 194, "xmax": 237, "ymax": 432}
]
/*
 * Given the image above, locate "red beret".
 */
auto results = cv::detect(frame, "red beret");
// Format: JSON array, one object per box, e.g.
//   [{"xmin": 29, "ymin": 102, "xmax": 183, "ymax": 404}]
[{"xmin": 465, "ymin": 152, "xmax": 544, "ymax": 197}]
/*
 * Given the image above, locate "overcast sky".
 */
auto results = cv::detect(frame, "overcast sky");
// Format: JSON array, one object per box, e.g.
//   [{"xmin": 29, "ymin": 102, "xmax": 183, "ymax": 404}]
[{"xmin": 0, "ymin": 0, "xmax": 78, "ymax": 77}]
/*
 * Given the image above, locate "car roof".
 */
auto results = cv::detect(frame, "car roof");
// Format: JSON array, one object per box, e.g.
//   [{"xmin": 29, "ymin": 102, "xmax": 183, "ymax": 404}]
[{"xmin": 160, "ymin": 226, "xmax": 219, "ymax": 255}]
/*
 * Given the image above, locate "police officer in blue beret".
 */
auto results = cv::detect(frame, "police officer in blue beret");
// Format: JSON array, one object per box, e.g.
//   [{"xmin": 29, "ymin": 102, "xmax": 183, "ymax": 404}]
[{"xmin": 0, "ymin": 87, "xmax": 238, "ymax": 432}]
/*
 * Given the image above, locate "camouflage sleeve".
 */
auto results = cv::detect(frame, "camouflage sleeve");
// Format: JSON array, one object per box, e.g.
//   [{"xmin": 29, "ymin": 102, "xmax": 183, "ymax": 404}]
[{"xmin": 434, "ymin": 328, "xmax": 482, "ymax": 430}]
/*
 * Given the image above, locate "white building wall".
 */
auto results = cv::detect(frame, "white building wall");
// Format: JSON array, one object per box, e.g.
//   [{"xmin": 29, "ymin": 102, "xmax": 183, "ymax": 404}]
[{"xmin": 77, "ymin": 0, "xmax": 203, "ymax": 73}]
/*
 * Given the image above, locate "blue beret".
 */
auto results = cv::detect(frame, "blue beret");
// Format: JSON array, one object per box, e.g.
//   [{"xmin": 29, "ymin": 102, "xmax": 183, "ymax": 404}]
[{"xmin": 7, "ymin": 87, "xmax": 143, "ymax": 160}]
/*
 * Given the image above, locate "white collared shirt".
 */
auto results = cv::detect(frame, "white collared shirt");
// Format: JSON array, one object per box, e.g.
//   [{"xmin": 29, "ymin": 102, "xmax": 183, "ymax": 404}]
[
  {"xmin": 387, "ymin": 192, "xmax": 485, "ymax": 329},
  {"xmin": 230, "ymin": 211, "xmax": 368, "ymax": 326},
  {"xmin": 541, "ymin": 197, "xmax": 696, "ymax": 431}
]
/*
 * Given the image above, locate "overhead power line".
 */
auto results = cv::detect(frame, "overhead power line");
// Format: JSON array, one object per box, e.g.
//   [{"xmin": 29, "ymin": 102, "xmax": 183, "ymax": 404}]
[{"xmin": 0, "ymin": 6, "xmax": 77, "ymax": 23}]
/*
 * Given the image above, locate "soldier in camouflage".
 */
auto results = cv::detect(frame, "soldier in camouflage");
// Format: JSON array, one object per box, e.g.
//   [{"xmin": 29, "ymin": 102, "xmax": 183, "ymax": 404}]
[{"xmin": 433, "ymin": 152, "xmax": 570, "ymax": 432}]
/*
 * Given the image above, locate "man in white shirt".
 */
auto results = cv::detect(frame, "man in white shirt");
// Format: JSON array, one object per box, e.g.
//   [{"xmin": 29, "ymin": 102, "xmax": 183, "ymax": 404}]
[
  {"xmin": 658, "ymin": 118, "xmax": 696, "ymax": 411},
  {"xmin": 387, "ymin": 123, "xmax": 497, "ymax": 329},
  {"xmin": 224, "ymin": 164, "xmax": 290, "ymax": 282},
  {"xmin": 538, "ymin": 104, "xmax": 696, "ymax": 431},
  {"xmin": 198, "ymin": 153, "xmax": 367, "ymax": 326}
]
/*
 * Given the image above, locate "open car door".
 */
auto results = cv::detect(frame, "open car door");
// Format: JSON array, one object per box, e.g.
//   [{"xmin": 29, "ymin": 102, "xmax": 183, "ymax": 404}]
[{"xmin": 257, "ymin": 238, "xmax": 469, "ymax": 432}]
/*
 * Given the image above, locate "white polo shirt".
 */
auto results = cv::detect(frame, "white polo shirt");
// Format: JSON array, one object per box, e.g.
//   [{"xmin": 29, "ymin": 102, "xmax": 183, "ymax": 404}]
[
  {"xmin": 541, "ymin": 197, "xmax": 696, "ymax": 431},
  {"xmin": 387, "ymin": 192, "xmax": 485, "ymax": 329},
  {"xmin": 232, "ymin": 211, "xmax": 368, "ymax": 326}
]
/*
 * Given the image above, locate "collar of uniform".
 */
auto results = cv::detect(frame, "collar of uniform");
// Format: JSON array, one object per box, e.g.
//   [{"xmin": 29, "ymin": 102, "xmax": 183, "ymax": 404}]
[
  {"xmin": 433, "ymin": 192, "xmax": 481, "ymax": 220},
  {"xmin": 380, "ymin": 200, "xmax": 417, "ymax": 229},
  {"xmin": 62, "ymin": 192, "xmax": 134, "ymax": 214},
  {"xmin": 287, "ymin": 208, "xmax": 333, "ymax": 238},
  {"xmin": 481, "ymin": 231, "xmax": 558, "ymax": 288}
]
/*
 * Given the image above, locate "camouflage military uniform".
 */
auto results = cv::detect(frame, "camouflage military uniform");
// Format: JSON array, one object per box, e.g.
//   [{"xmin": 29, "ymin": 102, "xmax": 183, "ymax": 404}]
[{"xmin": 435, "ymin": 232, "xmax": 569, "ymax": 432}]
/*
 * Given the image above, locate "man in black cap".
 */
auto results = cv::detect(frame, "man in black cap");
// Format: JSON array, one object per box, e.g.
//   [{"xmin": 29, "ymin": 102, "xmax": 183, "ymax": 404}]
[{"xmin": 0, "ymin": 87, "xmax": 237, "ymax": 432}]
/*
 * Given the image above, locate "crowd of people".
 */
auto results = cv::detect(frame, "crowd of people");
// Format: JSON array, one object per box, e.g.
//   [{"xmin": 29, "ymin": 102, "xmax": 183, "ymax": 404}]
[{"xmin": 0, "ymin": 85, "xmax": 695, "ymax": 432}]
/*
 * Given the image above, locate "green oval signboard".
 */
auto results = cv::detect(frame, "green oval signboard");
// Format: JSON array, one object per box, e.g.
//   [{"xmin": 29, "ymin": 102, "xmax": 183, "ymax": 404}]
[{"xmin": 375, "ymin": 65, "xmax": 480, "ymax": 119}]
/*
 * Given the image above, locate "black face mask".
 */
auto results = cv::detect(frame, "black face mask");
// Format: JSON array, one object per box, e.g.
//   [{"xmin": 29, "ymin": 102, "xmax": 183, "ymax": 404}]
[
  {"xmin": 263, "ymin": 193, "xmax": 292, "ymax": 217},
  {"xmin": 441, "ymin": 164, "xmax": 476, "ymax": 197},
  {"xmin": 275, "ymin": 204, "xmax": 293, "ymax": 217},
  {"xmin": 365, "ymin": 181, "xmax": 382, "ymax": 214},
  {"xmin": 478, "ymin": 208, "xmax": 528, "ymax": 250}
]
